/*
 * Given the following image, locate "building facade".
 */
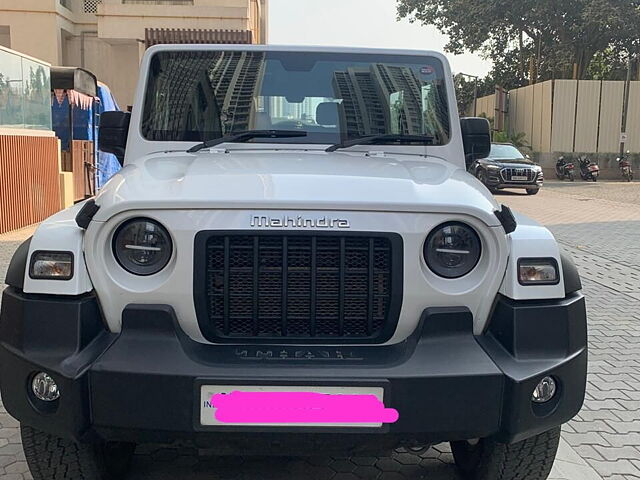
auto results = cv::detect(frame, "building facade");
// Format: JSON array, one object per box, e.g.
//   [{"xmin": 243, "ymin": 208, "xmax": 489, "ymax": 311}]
[{"xmin": 0, "ymin": 0, "xmax": 268, "ymax": 107}]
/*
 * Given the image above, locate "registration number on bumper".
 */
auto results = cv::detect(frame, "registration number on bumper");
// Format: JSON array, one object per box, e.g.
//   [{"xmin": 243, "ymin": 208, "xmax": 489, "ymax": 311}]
[
  {"xmin": 511, "ymin": 175, "xmax": 529, "ymax": 181},
  {"xmin": 200, "ymin": 385, "xmax": 395, "ymax": 427}
]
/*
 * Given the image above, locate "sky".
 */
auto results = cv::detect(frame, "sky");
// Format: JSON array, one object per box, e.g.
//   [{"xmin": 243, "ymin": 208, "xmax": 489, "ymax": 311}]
[{"xmin": 268, "ymin": 0, "xmax": 491, "ymax": 77}]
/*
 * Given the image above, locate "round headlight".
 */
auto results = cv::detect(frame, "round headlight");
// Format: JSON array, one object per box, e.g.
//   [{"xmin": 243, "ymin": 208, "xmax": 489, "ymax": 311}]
[
  {"xmin": 424, "ymin": 222, "xmax": 482, "ymax": 278},
  {"xmin": 113, "ymin": 218, "xmax": 172, "ymax": 276}
]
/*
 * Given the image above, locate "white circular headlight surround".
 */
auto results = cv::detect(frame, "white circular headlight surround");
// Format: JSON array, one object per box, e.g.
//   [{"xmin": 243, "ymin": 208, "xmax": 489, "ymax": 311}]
[
  {"xmin": 424, "ymin": 222, "xmax": 482, "ymax": 279},
  {"xmin": 112, "ymin": 218, "xmax": 173, "ymax": 276}
]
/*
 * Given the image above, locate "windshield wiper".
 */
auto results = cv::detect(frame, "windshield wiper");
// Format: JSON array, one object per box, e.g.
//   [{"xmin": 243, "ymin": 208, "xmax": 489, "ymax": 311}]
[
  {"xmin": 325, "ymin": 134, "xmax": 435, "ymax": 153},
  {"xmin": 188, "ymin": 130, "xmax": 308, "ymax": 153}
]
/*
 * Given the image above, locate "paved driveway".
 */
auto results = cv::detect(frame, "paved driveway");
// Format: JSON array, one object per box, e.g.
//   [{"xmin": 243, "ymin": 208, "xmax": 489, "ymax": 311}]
[{"xmin": 2, "ymin": 180, "xmax": 639, "ymax": 479}]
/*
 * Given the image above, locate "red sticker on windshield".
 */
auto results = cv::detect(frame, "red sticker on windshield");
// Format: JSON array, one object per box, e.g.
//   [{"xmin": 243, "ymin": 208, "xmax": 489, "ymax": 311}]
[{"xmin": 421, "ymin": 66, "xmax": 435, "ymax": 75}]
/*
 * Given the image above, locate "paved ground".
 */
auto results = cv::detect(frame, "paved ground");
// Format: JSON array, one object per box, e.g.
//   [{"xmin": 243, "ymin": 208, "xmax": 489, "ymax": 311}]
[
  {"xmin": 498, "ymin": 181, "xmax": 640, "ymax": 480},
  {"xmin": 0, "ymin": 180, "xmax": 638, "ymax": 479}
]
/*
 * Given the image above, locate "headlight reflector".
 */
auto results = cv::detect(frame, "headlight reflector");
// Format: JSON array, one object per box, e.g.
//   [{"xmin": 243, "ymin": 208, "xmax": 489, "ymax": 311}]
[
  {"xmin": 113, "ymin": 218, "xmax": 172, "ymax": 276},
  {"xmin": 518, "ymin": 258, "xmax": 559, "ymax": 285},
  {"xmin": 29, "ymin": 251, "xmax": 73, "ymax": 280},
  {"xmin": 425, "ymin": 222, "xmax": 482, "ymax": 278}
]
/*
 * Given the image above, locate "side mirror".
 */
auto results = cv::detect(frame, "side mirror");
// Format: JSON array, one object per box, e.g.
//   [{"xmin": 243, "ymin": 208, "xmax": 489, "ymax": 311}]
[
  {"xmin": 99, "ymin": 111, "xmax": 131, "ymax": 165},
  {"xmin": 460, "ymin": 117, "xmax": 491, "ymax": 169}
]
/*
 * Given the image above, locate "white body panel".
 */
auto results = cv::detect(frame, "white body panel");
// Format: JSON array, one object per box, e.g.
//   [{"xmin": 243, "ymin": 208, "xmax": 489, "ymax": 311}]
[
  {"xmin": 92, "ymin": 151, "xmax": 501, "ymax": 226},
  {"xmin": 84, "ymin": 209, "xmax": 509, "ymax": 341},
  {"xmin": 499, "ymin": 212, "xmax": 566, "ymax": 300},
  {"xmin": 23, "ymin": 202, "xmax": 93, "ymax": 296}
]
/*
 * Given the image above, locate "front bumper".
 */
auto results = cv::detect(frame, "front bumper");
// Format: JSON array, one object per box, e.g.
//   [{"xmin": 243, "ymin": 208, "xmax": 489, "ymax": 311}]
[
  {"xmin": 0, "ymin": 288, "xmax": 586, "ymax": 449},
  {"xmin": 486, "ymin": 170, "xmax": 543, "ymax": 190}
]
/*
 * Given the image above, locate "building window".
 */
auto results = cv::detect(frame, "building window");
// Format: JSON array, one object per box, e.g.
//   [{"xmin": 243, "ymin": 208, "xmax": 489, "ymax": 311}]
[
  {"xmin": 83, "ymin": 0, "xmax": 102, "ymax": 13},
  {"xmin": 0, "ymin": 26, "xmax": 10, "ymax": 48}
]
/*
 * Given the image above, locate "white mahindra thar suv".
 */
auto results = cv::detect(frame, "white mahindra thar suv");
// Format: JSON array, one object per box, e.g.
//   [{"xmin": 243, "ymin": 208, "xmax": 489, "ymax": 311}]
[{"xmin": 0, "ymin": 45, "xmax": 587, "ymax": 480}]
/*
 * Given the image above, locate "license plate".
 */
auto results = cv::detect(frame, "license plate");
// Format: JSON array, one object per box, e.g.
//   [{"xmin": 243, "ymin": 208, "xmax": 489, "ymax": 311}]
[
  {"xmin": 200, "ymin": 385, "xmax": 389, "ymax": 427},
  {"xmin": 511, "ymin": 175, "xmax": 528, "ymax": 181}
]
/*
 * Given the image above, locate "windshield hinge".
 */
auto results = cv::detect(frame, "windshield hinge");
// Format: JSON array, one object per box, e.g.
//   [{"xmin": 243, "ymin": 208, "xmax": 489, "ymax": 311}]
[
  {"xmin": 494, "ymin": 205, "xmax": 517, "ymax": 234},
  {"xmin": 76, "ymin": 200, "xmax": 100, "ymax": 229}
]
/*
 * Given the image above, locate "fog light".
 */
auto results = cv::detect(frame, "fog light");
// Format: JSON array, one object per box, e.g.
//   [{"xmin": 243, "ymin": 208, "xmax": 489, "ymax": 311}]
[
  {"xmin": 532, "ymin": 376, "xmax": 556, "ymax": 403},
  {"xmin": 32, "ymin": 373, "xmax": 60, "ymax": 402}
]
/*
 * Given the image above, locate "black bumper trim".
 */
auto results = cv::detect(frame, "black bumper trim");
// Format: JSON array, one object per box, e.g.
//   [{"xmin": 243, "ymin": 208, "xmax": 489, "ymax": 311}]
[{"xmin": 0, "ymin": 287, "xmax": 586, "ymax": 446}]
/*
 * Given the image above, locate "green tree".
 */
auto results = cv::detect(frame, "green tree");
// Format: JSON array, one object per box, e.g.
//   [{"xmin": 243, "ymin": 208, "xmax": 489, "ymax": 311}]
[
  {"xmin": 398, "ymin": 0, "xmax": 640, "ymax": 87},
  {"xmin": 453, "ymin": 74, "xmax": 495, "ymax": 115}
]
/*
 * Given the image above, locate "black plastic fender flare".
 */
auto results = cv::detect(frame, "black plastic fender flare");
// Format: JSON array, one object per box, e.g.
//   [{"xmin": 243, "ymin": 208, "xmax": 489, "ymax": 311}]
[{"xmin": 5, "ymin": 237, "xmax": 32, "ymax": 290}]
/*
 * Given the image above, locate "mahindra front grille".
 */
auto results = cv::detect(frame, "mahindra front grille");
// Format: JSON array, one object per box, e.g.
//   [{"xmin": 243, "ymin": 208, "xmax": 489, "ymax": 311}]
[{"xmin": 193, "ymin": 232, "xmax": 403, "ymax": 344}]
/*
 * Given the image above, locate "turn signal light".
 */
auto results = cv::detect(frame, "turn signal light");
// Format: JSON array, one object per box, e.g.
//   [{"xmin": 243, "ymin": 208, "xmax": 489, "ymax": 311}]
[
  {"xmin": 29, "ymin": 251, "xmax": 73, "ymax": 280},
  {"xmin": 518, "ymin": 258, "xmax": 559, "ymax": 285}
]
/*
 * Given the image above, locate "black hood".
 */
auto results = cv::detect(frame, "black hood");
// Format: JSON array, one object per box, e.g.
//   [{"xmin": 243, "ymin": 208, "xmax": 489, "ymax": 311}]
[{"xmin": 488, "ymin": 157, "xmax": 536, "ymax": 167}]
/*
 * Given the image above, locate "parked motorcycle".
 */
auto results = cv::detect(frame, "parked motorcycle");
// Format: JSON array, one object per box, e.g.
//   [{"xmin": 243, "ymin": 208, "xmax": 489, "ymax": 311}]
[
  {"xmin": 555, "ymin": 156, "xmax": 575, "ymax": 181},
  {"xmin": 616, "ymin": 151, "xmax": 634, "ymax": 182},
  {"xmin": 578, "ymin": 156, "xmax": 600, "ymax": 182}
]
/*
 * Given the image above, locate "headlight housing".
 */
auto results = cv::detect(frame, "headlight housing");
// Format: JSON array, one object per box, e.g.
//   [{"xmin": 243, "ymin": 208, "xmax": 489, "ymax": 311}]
[
  {"xmin": 424, "ymin": 222, "xmax": 482, "ymax": 278},
  {"xmin": 113, "ymin": 218, "xmax": 173, "ymax": 276},
  {"xmin": 29, "ymin": 251, "xmax": 74, "ymax": 280},
  {"xmin": 518, "ymin": 258, "xmax": 559, "ymax": 285}
]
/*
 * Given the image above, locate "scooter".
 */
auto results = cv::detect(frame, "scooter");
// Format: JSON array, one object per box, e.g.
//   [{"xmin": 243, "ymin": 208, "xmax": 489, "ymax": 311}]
[
  {"xmin": 578, "ymin": 156, "xmax": 600, "ymax": 182},
  {"xmin": 556, "ymin": 156, "xmax": 575, "ymax": 181},
  {"xmin": 616, "ymin": 152, "xmax": 634, "ymax": 182}
]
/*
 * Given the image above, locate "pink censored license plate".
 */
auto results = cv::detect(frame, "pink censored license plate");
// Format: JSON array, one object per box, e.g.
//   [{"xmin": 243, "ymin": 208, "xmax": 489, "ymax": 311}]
[{"xmin": 200, "ymin": 385, "xmax": 398, "ymax": 427}]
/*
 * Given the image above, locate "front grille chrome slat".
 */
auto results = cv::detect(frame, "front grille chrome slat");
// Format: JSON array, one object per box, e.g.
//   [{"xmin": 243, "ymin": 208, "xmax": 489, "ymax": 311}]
[{"xmin": 199, "ymin": 232, "xmax": 400, "ymax": 343}]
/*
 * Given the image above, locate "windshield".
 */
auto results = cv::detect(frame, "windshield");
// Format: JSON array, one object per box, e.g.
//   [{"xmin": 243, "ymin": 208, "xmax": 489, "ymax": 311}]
[
  {"xmin": 489, "ymin": 144, "xmax": 525, "ymax": 160},
  {"xmin": 141, "ymin": 50, "xmax": 451, "ymax": 146}
]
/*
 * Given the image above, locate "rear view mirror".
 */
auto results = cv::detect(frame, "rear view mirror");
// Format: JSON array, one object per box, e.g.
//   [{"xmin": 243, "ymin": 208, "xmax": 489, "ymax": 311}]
[
  {"xmin": 460, "ymin": 117, "xmax": 491, "ymax": 168},
  {"xmin": 99, "ymin": 111, "xmax": 131, "ymax": 165}
]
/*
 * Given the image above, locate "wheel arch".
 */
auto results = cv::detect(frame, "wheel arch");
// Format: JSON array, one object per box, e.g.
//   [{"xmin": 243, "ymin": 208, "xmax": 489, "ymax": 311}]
[{"xmin": 5, "ymin": 237, "xmax": 32, "ymax": 290}]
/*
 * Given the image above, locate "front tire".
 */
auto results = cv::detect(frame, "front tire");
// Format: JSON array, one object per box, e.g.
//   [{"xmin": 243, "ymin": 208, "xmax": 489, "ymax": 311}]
[
  {"xmin": 451, "ymin": 427, "xmax": 560, "ymax": 480},
  {"xmin": 21, "ymin": 424, "xmax": 135, "ymax": 480},
  {"xmin": 526, "ymin": 188, "xmax": 540, "ymax": 195}
]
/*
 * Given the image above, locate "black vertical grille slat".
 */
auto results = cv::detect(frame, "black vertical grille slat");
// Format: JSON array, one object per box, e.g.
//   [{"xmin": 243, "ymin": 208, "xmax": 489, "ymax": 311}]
[
  {"xmin": 281, "ymin": 237, "xmax": 288, "ymax": 336},
  {"xmin": 201, "ymin": 232, "xmax": 398, "ymax": 343},
  {"xmin": 338, "ymin": 237, "xmax": 346, "ymax": 336},
  {"xmin": 252, "ymin": 236, "xmax": 259, "ymax": 336},
  {"xmin": 367, "ymin": 238, "xmax": 375, "ymax": 336},
  {"xmin": 223, "ymin": 237, "xmax": 230, "ymax": 336},
  {"xmin": 310, "ymin": 236, "xmax": 317, "ymax": 336}
]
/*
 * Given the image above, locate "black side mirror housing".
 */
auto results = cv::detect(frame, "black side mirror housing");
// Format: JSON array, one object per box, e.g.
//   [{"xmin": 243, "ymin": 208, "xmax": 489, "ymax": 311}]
[
  {"xmin": 99, "ymin": 111, "xmax": 131, "ymax": 165},
  {"xmin": 460, "ymin": 117, "xmax": 491, "ymax": 169}
]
